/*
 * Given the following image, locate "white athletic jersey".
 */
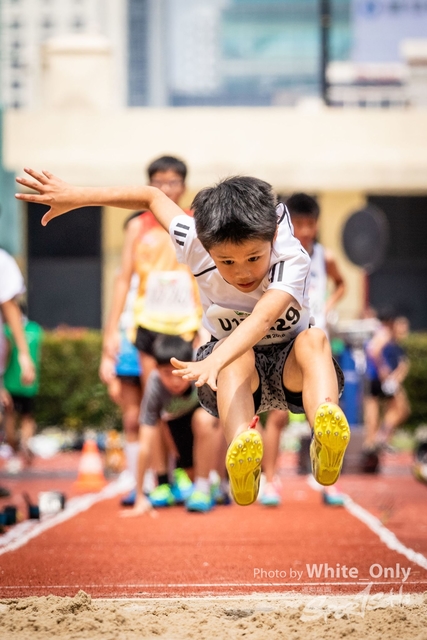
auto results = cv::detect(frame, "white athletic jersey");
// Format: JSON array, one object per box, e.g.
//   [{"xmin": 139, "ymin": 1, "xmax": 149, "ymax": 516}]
[
  {"xmin": 0, "ymin": 249, "xmax": 26, "ymax": 376},
  {"xmin": 308, "ymin": 242, "xmax": 328, "ymax": 331},
  {"xmin": 169, "ymin": 203, "xmax": 312, "ymax": 346}
]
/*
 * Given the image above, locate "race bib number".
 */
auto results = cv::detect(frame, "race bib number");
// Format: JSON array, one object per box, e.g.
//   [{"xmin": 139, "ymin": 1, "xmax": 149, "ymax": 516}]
[
  {"xmin": 206, "ymin": 304, "xmax": 303, "ymax": 345},
  {"xmin": 138, "ymin": 271, "xmax": 200, "ymax": 334}
]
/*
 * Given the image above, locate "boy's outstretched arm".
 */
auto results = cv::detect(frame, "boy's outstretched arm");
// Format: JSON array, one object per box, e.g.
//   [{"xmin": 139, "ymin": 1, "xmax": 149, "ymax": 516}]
[
  {"xmin": 324, "ymin": 248, "xmax": 346, "ymax": 315},
  {"xmin": 171, "ymin": 289, "xmax": 297, "ymax": 390},
  {"xmin": 15, "ymin": 168, "xmax": 181, "ymax": 229}
]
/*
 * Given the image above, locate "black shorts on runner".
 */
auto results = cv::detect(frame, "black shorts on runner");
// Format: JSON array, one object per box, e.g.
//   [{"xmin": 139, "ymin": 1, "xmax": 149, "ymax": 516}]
[
  {"xmin": 11, "ymin": 394, "xmax": 35, "ymax": 415},
  {"xmin": 116, "ymin": 374, "xmax": 142, "ymax": 387},
  {"xmin": 166, "ymin": 409, "xmax": 196, "ymax": 470},
  {"xmin": 134, "ymin": 326, "xmax": 162, "ymax": 357}
]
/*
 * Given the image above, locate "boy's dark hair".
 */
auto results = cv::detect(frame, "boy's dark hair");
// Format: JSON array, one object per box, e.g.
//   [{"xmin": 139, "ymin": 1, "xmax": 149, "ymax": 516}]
[
  {"xmin": 286, "ymin": 193, "xmax": 320, "ymax": 220},
  {"xmin": 377, "ymin": 306, "xmax": 396, "ymax": 324},
  {"xmin": 153, "ymin": 335, "xmax": 193, "ymax": 366},
  {"xmin": 147, "ymin": 155, "xmax": 187, "ymax": 181},
  {"xmin": 192, "ymin": 176, "xmax": 277, "ymax": 251}
]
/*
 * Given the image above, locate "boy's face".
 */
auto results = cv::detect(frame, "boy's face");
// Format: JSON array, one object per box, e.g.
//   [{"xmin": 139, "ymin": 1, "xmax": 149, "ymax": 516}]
[
  {"xmin": 158, "ymin": 363, "xmax": 191, "ymax": 395},
  {"xmin": 290, "ymin": 215, "xmax": 318, "ymax": 252},
  {"xmin": 149, "ymin": 170, "xmax": 185, "ymax": 204},
  {"xmin": 393, "ymin": 318, "xmax": 409, "ymax": 341},
  {"xmin": 209, "ymin": 238, "xmax": 272, "ymax": 293}
]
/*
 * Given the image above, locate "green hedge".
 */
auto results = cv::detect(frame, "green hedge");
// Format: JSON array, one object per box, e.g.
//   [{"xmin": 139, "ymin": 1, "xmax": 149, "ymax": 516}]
[
  {"xmin": 403, "ymin": 332, "xmax": 427, "ymax": 428},
  {"xmin": 35, "ymin": 330, "xmax": 121, "ymax": 430},
  {"xmin": 32, "ymin": 330, "xmax": 427, "ymax": 430}
]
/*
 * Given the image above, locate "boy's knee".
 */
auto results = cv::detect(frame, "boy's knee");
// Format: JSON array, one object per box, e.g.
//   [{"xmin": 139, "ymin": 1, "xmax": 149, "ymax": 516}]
[
  {"xmin": 217, "ymin": 348, "xmax": 256, "ymax": 381},
  {"xmin": 192, "ymin": 408, "xmax": 217, "ymax": 434},
  {"xmin": 296, "ymin": 327, "xmax": 329, "ymax": 351}
]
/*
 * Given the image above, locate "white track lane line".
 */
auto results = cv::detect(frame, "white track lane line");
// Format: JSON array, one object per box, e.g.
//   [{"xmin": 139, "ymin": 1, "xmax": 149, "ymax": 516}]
[
  {"xmin": 0, "ymin": 477, "xmax": 132, "ymax": 557},
  {"xmin": 2, "ymin": 581, "xmax": 427, "ymax": 590},
  {"xmin": 306, "ymin": 475, "xmax": 427, "ymax": 571}
]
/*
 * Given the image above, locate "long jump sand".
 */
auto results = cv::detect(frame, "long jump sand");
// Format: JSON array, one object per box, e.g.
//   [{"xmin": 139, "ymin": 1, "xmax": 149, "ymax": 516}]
[{"xmin": 1, "ymin": 590, "xmax": 427, "ymax": 640}]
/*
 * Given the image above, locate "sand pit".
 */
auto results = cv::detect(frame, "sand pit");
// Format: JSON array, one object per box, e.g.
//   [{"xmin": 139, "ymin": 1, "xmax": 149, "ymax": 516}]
[{"xmin": 1, "ymin": 589, "xmax": 427, "ymax": 640}]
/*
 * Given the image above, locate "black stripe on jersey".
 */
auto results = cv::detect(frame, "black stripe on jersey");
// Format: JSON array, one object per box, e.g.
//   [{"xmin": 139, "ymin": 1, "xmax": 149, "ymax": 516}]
[
  {"xmin": 269, "ymin": 263, "xmax": 277, "ymax": 283},
  {"xmin": 283, "ymin": 205, "xmax": 294, "ymax": 234},
  {"xmin": 269, "ymin": 261, "xmax": 286, "ymax": 283},
  {"xmin": 173, "ymin": 222, "xmax": 190, "ymax": 245},
  {"xmin": 194, "ymin": 265, "xmax": 217, "ymax": 278},
  {"xmin": 302, "ymin": 273, "xmax": 308, "ymax": 297},
  {"xmin": 277, "ymin": 205, "xmax": 286, "ymax": 224}
]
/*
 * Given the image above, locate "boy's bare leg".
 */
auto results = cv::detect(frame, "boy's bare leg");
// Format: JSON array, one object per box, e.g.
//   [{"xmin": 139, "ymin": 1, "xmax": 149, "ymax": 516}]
[
  {"xmin": 186, "ymin": 409, "xmax": 222, "ymax": 512},
  {"xmin": 121, "ymin": 425, "xmax": 157, "ymax": 518},
  {"xmin": 363, "ymin": 395, "xmax": 380, "ymax": 449},
  {"xmin": 216, "ymin": 349, "xmax": 260, "ymax": 444},
  {"xmin": 20, "ymin": 414, "xmax": 36, "ymax": 465},
  {"xmin": 263, "ymin": 409, "xmax": 288, "ymax": 483},
  {"xmin": 283, "ymin": 329, "xmax": 339, "ymax": 421},
  {"xmin": 119, "ymin": 381, "xmax": 142, "ymax": 484},
  {"xmin": 192, "ymin": 409, "xmax": 221, "ymax": 480},
  {"xmin": 379, "ymin": 389, "xmax": 410, "ymax": 446},
  {"xmin": 283, "ymin": 328, "xmax": 350, "ymax": 486},
  {"xmin": 216, "ymin": 350, "xmax": 263, "ymax": 505},
  {"xmin": 259, "ymin": 409, "xmax": 288, "ymax": 506},
  {"xmin": 4, "ymin": 410, "xmax": 19, "ymax": 452}
]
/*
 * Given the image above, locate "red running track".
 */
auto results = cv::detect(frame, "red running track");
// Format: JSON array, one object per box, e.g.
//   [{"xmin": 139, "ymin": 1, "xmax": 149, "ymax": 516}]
[{"xmin": 0, "ymin": 450, "xmax": 426, "ymax": 599}]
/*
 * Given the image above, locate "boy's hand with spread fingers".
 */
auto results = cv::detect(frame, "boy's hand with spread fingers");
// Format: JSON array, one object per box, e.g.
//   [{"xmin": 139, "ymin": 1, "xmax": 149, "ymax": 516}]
[
  {"xmin": 16, "ymin": 169, "xmax": 84, "ymax": 225},
  {"xmin": 171, "ymin": 355, "xmax": 221, "ymax": 391}
]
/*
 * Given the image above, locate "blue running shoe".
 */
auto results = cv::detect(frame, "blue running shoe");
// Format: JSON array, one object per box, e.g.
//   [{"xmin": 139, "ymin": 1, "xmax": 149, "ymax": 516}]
[
  {"xmin": 171, "ymin": 468, "xmax": 193, "ymax": 503},
  {"xmin": 322, "ymin": 486, "xmax": 345, "ymax": 506},
  {"xmin": 120, "ymin": 489, "xmax": 136, "ymax": 507},
  {"xmin": 186, "ymin": 490, "xmax": 213, "ymax": 513},
  {"xmin": 210, "ymin": 481, "xmax": 231, "ymax": 505},
  {"xmin": 259, "ymin": 482, "xmax": 281, "ymax": 507},
  {"xmin": 149, "ymin": 484, "xmax": 175, "ymax": 507}
]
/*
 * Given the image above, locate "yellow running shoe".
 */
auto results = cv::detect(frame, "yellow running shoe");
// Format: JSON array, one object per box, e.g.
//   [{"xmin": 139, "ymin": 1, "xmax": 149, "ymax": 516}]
[
  {"xmin": 226, "ymin": 417, "xmax": 263, "ymax": 506},
  {"xmin": 310, "ymin": 403, "xmax": 350, "ymax": 486}
]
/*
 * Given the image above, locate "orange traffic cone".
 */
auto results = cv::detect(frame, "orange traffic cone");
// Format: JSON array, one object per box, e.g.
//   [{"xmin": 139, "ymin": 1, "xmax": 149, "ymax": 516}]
[{"xmin": 74, "ymin": 439, "xmax": 107, "ymax": 492}]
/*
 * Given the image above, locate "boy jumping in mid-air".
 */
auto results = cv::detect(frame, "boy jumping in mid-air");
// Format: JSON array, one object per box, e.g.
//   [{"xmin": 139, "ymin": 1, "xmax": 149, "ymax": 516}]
[{"xmin": 16, "ymin": 169, "xmax": 350, "ymax": 506}]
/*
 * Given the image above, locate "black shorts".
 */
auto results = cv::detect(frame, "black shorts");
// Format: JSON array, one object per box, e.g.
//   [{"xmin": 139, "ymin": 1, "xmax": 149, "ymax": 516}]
[
  {"xmin": 368, "ymin": 378, "xmax": 394, "ymax": 400},
  {"xmin": 11, "ymin": 394, "xmax": 35, "ymax": 415},
  {"xmin": 134, "ymin": 327, "xmax": 162, "ymax": 357},
  {"xmin": 166, "ymin": 409, "xmax": 196, "ymax": 470},
  {"xmin": 116, "ymin": 375, "xmax": 141, "ymax": 387}
]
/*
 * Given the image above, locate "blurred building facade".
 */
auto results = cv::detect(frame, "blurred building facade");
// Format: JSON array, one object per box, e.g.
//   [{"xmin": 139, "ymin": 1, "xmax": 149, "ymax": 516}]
[
  {"xmin": 0, "ymin": 0, "xmax": 127, "ymax": 109},
  {"xmin": 128, "ymin": 0, "xmax": 351, "ymax": 107},
  {"xmin": 1, "ymin": 0, "xmax": 351, "ymax": 109}
]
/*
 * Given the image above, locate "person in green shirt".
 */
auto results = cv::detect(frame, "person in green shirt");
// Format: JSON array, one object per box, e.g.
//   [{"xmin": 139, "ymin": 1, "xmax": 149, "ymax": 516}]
[{"xmin": 4, "ymin": 306, "xmax": 43, "ymax": 464}]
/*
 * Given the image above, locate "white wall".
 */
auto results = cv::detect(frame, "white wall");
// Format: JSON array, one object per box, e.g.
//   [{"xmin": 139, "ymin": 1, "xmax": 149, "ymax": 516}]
[{"xmin": 5, "ymin": 106, "xmax": 427, "ymax": 193}]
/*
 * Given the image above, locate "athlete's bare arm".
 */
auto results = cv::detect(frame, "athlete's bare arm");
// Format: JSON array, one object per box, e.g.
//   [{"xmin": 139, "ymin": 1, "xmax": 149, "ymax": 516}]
[
  {"xmin": 102, "ymin": 217, "xmax": 140, "ymax": 354},
  {"xmin": 16, "ymin": 168, "xmax": 180, "ymax": 230},
  {"xmin": 172, "ymin": 289, "xmax": 297, "ymax": 390},
  {"xmin": 324, "ymin": 248, "xmax": 346, "ymax": 315}
]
